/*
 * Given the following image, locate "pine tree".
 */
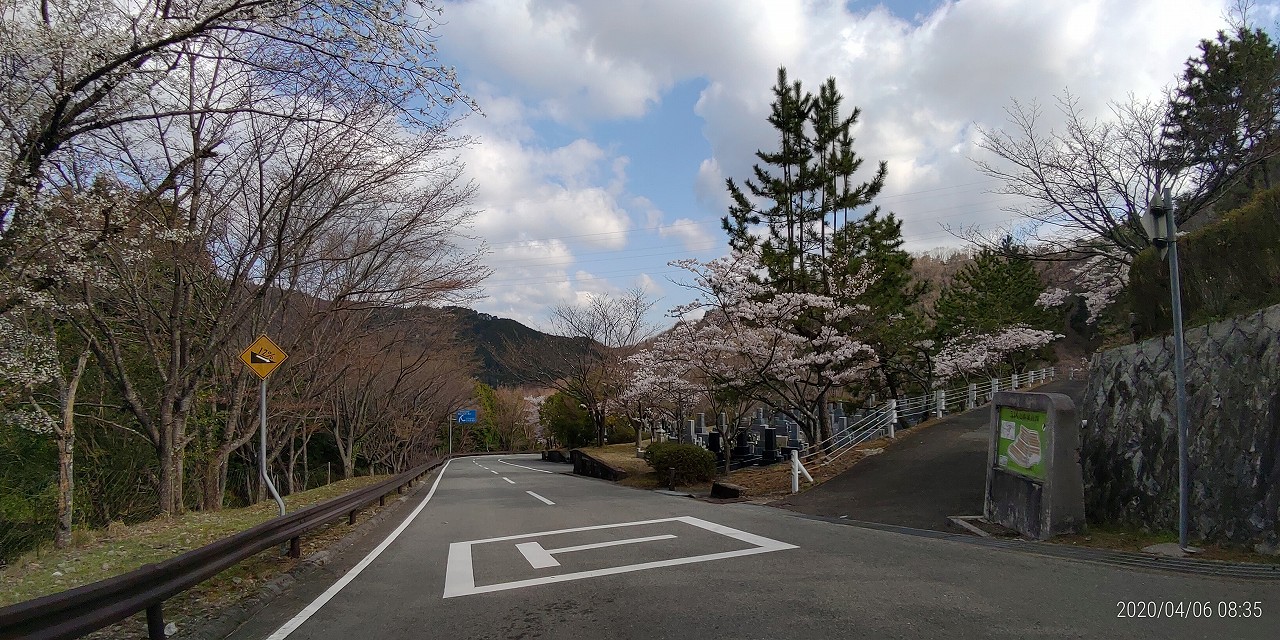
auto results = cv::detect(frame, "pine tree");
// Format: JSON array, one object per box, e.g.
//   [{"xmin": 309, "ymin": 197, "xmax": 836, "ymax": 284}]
[
  {"xmin": 825, "ymin": 211, "xmax": 929, "ymax": 398},
  {"xmin": 1165, "ymin": 26, "xmax": 1280, "ymax": 198},
  {"xmin": 934, "ymin": 239, "xmax": 1049, "ymax": 339},
  {"xmin": 721, "ymin": 67, "xmax": 886, "ymax": 294}
]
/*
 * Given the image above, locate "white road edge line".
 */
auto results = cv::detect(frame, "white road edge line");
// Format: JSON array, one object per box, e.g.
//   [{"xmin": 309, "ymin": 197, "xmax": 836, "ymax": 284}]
[
  {"xmin": 265, "ymin": 460, "xmax": 453, "ymax": 640},
  {"xmin": 526, "ymin": 490, "xmax": 555, "ymax": 505},
  {"xmin": 502, "ymin": 477, "xmax": 516, "ymax": 485},
  {"xmin": 498, "ymin": 459, "xmax": 554, "ymax": 474}
]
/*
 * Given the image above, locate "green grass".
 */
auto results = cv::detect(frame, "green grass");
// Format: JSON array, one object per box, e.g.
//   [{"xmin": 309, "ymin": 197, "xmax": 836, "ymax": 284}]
[
  {"xmin": 0, "ymin": 475, "xmax": 391, "ymax": 608},
  {"xmin": 1054, "ymin": 524, "xmax": 1280, "ymax": 565}
]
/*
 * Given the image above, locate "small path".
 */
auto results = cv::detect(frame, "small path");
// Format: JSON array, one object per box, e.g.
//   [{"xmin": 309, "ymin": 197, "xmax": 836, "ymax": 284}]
[{"xmin": 774, "ymin": 378, "xmax": 1087, "ymax": 531}]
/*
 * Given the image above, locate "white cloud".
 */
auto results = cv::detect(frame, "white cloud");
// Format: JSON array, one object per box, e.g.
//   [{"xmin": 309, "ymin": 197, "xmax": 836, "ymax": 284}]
[
  {"xmin": 657, "ymin": 218, "xmax": 716, "ymax": 252},
  {"xmin": 460, "ymin": 133, "xmax": 632, "ymax": 250},
  {"xmin": 440, "ymin": 0, "xmax": 1249, "ymax": 323}
]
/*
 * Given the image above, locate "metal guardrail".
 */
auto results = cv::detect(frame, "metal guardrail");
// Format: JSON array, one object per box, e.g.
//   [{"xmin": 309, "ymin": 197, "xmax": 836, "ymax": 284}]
[{"xmin": 0, "ymin": 452, "xmax": 512, "ymax": 640}]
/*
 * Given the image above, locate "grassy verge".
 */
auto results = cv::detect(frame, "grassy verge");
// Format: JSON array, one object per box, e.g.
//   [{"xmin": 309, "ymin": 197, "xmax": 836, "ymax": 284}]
[
  {"xmin": 576, "ymin": 430, "xmax": 911, "ymax": 502},
  {"xmin": 1052, "ymin": 525, "xmax": 1280, "ymax": 565},
  {"xmin": 0, "ymin": 474, "xmax": 412, "ymax": 638}
]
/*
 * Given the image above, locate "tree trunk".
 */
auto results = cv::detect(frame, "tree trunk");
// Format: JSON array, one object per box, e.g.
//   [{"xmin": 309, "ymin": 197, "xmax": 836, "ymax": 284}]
[
  {"xmin": 286, "ymin": 436, "xmax": 297, "ymax": 495},
  {"xmin": 157, "ymin": 436, "xmax": 180, "ymax": 516},
  {"xmin": 198, "ymin": 459, "xmax": 221, "ymax": 512},
  {"xmin": 52, "ymin": 350, "xmax": 90, "ymax": 549}
]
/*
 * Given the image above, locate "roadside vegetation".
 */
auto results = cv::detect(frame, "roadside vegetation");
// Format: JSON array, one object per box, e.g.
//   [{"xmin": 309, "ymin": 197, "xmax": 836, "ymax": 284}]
[{"xmin": 4, "ymin": 1, "xmax": 1280, "ymax": 618}]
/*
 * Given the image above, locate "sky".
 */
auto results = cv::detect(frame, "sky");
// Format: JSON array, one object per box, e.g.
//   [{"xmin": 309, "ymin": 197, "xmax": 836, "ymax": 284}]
[{"xmin": 431, "ymin": 0, "xmax": 1276, "ymax": 332}]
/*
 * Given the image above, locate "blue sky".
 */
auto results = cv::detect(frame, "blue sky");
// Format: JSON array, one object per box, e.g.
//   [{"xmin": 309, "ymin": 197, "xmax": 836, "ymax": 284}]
[{"xmin": 432, "ymin": 0, "xmax": 1271, "ymax": 330}]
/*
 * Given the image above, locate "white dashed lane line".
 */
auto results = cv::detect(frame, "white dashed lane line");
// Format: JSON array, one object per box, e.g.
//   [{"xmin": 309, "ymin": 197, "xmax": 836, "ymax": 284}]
[
  {"xmin": 503, "ymin": 477, "xmax": 516, "ymax": 485},
  {"xmin": 526, "ymin": 491, "xmax": 555, "ymax": 506},
  {"xmin": 498, "ymin": 459, "xmax": 555, "ymax": 474}
]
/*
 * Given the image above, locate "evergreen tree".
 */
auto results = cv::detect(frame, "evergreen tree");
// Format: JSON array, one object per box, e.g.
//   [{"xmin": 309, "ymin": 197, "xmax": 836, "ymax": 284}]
[
  {"xmin": 721, "ymin": 67, "xmax": 886, "ymax": 293},
  {"xmin": 934, "ymin": 239, "xmax": 1050, "ymax": 339},
  {"xmin": 1165, "ymin": 26, "xmax": 1280, "ymax": 200},
  {"xmin": 825, "ymin": 211, "xmax": 930, "ymax": 398}
]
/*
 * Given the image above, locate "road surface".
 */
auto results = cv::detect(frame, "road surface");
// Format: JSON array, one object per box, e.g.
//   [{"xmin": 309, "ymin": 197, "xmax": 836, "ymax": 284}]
[
  {"xmin": 225, "ymin": 454, "xmax": 1277, "ymax": 639},
  {"xmin": 778, "ymin": 378, "xmax": 1087, "ymax": 530}
]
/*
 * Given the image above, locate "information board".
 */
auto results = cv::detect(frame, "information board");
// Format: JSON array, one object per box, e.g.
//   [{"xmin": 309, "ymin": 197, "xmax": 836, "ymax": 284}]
[{"xmin": 996, "ymin": 406, "xmax": 1048, "ymax": 481}]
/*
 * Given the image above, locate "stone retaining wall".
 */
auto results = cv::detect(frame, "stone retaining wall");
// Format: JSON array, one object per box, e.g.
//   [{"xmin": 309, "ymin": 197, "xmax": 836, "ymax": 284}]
[{"xmin": 1081, "ymin": 303, "xmax": 1280, "ymax": 545}]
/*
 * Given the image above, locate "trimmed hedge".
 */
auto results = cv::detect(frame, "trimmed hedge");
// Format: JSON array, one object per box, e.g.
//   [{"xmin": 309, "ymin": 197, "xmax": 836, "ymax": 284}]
[
  {"xmin": 643, "ymin": 442, "xmax": 716, "ymax": 485},
  {"xmin": 1129, "ymin": 186, "xmax": 1280, "ymax": 339}
]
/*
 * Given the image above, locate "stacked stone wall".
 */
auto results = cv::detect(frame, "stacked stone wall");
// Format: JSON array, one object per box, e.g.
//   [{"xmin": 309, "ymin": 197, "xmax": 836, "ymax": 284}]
[{"xmin": 1082, "ymin": 303, "xmax": 1280, "ymax": 545}]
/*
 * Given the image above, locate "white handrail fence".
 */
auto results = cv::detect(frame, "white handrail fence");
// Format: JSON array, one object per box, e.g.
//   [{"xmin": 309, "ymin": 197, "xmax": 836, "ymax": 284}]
[{"xmin": 798, "ymin": 366, "xmax": 1057, "ymax": 465}]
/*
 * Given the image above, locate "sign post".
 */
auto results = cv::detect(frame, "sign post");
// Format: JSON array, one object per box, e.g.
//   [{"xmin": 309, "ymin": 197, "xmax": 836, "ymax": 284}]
[
  {"xmin": 240, "ymin": 335, "xmax": 288, "ymax": 517},
  {"xmin": 454, "ymin": 409, "xmax": 477, "ymax": 457}
]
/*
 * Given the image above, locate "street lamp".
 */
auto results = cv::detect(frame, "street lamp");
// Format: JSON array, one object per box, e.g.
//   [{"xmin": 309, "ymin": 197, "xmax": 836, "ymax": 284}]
[{"xmin": 1143, "ymin": 188, "xmax": 1194, "ymax": 553}]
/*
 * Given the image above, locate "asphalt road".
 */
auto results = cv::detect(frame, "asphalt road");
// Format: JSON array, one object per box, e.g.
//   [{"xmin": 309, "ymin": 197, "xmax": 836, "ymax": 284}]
[
  {"xmin": 222, "ymin": 453, "xmax": 1277, "ymax": 640},
  {"xmin": 778, "ymin": 378, "xmax": 1088, "ymax": 530}
]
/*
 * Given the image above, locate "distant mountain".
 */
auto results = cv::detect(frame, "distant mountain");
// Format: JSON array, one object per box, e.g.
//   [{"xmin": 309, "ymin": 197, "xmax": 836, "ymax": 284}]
[{"xmin": 440, "ymin": 306, "xmax": 582, "ymax": 387}]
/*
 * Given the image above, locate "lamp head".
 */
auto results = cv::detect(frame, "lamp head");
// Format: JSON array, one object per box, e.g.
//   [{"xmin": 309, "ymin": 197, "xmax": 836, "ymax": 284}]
[{"xmin": 1143, "ymin": 193, "xmax": 1168, "ymax": 243}]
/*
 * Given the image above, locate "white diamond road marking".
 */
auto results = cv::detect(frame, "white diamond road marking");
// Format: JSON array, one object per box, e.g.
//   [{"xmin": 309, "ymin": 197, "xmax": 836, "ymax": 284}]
[{"xmin": 443, "ymin": 516, "xmax": 797, "ymax": 598}]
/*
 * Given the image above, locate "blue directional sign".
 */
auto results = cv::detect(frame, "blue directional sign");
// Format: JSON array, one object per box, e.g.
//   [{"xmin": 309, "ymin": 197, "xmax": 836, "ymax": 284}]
[{"xmin": 456, "ymin": 409, "xmax": 477, "ymax": 424}]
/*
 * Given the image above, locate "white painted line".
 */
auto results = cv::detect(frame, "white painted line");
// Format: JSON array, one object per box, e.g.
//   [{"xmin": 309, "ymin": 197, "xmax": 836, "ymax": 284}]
[
  {"xmin": 267, "ymin": 460, "xmax": 453, "ymax": 639},
  {"xmin": 498, "ymin": 458, "xmax": 555, "ymax": 474},
  {"xmin": 490, "ymin": 470, "xmax": 498, "ymax": 474},
  {"xmin": 443, "ymin": 535, "xmax": 474, "ymax": 598},
  {"xmin": 515, "ymin": 535, "xmax": 677, "ymax": 570},
  {"xmin": 526, "ymin": 491, "xmax": 555, "ymax": 505},
  {"xmin": 516, "ymin": 541, "xmax": 559, "ymax": 568},
  {"xmin": 442, "ymin": 516, "xmax": 796, "ymax": 598},
  {"xmin": 548, "ymin": 534, "xmax": 676, "ymax": 556},
  {"xmin": 502, "ymin": 477, "xmax": 516, "ymax": 485}
]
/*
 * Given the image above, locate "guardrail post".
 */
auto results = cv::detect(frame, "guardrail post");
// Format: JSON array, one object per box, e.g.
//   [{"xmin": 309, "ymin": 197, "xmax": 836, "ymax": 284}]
[
  {"xmin": 289, "ymin": 536, "xmax": 301, "ymax": 558},
  {"xmin": 146, "ymin": 603, "xmax": 166, "ymax": 640},
  {"xmin": 348, "ymin": 510, "xmax": 357, "ymax": 525},
  {"xmin": 1010, "ymin": 373, "xmax": 1018, "ymax": 389},
  {"xmin": 935, "ymin": 390, "xmax": 945, "ymax": 418},
  {"xmin": 887, "ymin": 400, "xmax": 897, "ymax": 439},
  {"xmin": 379, "ymin": 495, "xmax": 385, "ymax": 506},
  {"xmin": 967, "ymin": 383, "xmax": 976, "ymax": 410},
  {"xmin": 398, "ymin": 484, "xmax": 404, "ymax": 494}
]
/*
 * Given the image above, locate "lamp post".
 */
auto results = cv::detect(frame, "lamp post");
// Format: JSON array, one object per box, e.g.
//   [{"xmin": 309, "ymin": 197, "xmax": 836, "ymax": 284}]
[{"xmin": 1144, "ymin": 188, "xmax": 1193, "ymax": 552}]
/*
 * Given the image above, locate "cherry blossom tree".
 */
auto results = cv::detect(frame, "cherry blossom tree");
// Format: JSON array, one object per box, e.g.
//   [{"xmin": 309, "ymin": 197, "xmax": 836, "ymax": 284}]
[
  {"xmin": 501, "ymin": 288, "xmax": 656, "ymax": 448},
  {"xmin": 1036, "ymin": 254, "xmax": 1132, "ymax": 326},
  {"xmin": 933, "ymin": 324, "xmax": 1063, "ymax": 381},
  {"xmin": 668, "ymin": 250, "xmax": 878, "ymax": 451},
  {"xmin": 0, "ymin": 0, "xmax": 471, "ymax": 312}
]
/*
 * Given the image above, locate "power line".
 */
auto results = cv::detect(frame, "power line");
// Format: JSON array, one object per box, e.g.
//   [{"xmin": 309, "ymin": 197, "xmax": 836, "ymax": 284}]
[
  {"xmin": 478, "ymin": 214, "xmax": 1020, "ymax": 289},
  {"xmin": 479, "ymin": 178, "xmax": 1010, "ymax": 249}
]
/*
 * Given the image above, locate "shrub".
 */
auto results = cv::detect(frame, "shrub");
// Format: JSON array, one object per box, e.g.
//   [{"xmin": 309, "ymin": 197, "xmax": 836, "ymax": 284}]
[
  {"xmin": 606, "ymin": 423, "xmax": 635, "ymax": 444},
  {"xmin": 644, "ymin": 443, "xmax": 716, "ymax": 485}
]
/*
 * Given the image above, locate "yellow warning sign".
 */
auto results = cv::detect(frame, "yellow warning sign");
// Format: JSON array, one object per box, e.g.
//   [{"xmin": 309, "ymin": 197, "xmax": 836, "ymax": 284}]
[{"xmin": 240, "ymin": 335, "xmax": 287, "ymax": 379}]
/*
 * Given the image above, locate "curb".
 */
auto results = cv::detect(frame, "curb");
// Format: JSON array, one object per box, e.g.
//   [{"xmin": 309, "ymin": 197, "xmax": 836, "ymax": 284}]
[
  {"xmin": 787, "ymin": 512, "xmax": 1280, "ymax": 581},
  {"xmin": 173, "ymin": 472, "xmax": 440, "ymax": 640}
]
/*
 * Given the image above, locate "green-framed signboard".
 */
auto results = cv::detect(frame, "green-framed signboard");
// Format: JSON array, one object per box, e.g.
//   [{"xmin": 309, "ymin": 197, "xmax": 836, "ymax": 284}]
[{"xmin": 996, "ymin": 406, "xmax": 1048, "ymax": 481}]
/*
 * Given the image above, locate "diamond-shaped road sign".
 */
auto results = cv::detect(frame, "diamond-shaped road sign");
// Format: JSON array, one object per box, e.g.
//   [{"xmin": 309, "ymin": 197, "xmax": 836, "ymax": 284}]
[{"xmin": 240, "ymin": 335, "xmax": 287, "ymax": 379}]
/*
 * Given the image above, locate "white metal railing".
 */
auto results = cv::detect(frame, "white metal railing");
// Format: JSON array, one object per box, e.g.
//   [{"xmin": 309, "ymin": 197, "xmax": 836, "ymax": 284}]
[{"xmin": 795, "ymin": 366, "xmax": 1057, "ymax": 462}]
